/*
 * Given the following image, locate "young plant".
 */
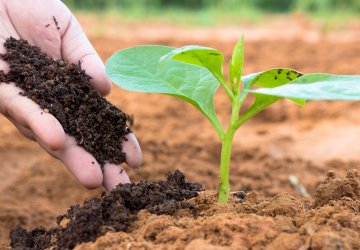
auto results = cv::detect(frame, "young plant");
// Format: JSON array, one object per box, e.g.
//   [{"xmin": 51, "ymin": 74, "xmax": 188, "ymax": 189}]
[{"xmin": 106, "ymin": 37, "xmax": 360, "ymax": 203}]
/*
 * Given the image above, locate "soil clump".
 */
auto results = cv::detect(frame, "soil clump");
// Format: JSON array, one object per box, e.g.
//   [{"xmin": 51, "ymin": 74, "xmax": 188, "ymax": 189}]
[
  {"xmin": 76, "ymin": 170, "xmax": 360, "ymax": 250},
  {"xmin": 10, "ymin": 170, "xmax": 202, "ymax": 249},
  {"xmin": 0, "ymin": 38, "xmax": 130, "ymax": 166},
  {"xmin": 10, "ymin": 169, "xmax": 360, "ymax": 250}
]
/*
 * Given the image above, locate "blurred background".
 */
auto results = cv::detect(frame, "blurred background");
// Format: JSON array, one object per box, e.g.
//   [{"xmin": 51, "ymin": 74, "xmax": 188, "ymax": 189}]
[{"xmin": 62, "ymin": 0, "xmax": 360, "ymax": 26}]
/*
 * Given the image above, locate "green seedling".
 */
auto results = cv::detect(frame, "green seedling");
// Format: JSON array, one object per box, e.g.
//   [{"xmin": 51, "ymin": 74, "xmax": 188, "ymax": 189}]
[{"xmin": 106, "ymin": 37, "xmax": 360, "ymax": 203}]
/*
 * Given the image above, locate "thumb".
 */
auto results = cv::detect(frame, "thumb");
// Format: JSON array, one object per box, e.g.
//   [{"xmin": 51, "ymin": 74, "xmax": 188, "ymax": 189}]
[{"xmin": 61, "ymin": 15, "xmax": 112, "ymax": 96}]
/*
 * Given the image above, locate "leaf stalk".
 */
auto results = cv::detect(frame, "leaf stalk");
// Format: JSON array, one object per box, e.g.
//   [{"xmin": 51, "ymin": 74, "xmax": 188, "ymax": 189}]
[{"xmin": 214, "ymin": 73, "xmax": 235, "ymax": 103}]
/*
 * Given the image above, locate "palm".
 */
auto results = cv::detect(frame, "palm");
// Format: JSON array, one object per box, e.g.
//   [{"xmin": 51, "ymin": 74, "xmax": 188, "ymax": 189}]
[{"xmin": 0, "ymin": 0, "xmax": 141, "ymax": 190}]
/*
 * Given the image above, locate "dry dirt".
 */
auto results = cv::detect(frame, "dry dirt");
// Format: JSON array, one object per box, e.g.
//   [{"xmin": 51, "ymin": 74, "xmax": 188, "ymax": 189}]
[
  {"xmin": 1, "ymin": 16, "xmax": 360, "ymax": 249},
  {"xmin": 76, "ymin": 169, "xmax": 360, "ymax": 250}
]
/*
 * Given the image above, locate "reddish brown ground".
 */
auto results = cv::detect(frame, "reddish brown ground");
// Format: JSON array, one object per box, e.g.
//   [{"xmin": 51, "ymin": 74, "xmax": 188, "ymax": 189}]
[
  {"xmin": 1, "ymin": 16, "xmax": 360, "ymax": 249},
  {"xmin": 77, "ymin": 170, "xmax": 360, "ymax": 250}
]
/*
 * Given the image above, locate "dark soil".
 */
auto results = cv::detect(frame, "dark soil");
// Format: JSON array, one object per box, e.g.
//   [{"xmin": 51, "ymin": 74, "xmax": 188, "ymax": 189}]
[
  {"xmin": 0, "ymin": 38, "xmax": 131, "ymax": 166},
  {"xmin": 9, "ymin": 170, "xmax": 202, "ymax": 250}
]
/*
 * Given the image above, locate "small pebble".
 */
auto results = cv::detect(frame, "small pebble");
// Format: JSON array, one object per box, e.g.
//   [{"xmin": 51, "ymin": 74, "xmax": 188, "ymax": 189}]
[
  {"xmin": 232, "ymin": 191, "xmax": 247, "ymax": 202},
  {"xmin": 58, "ymin": 60, "xmax": 65, "ymax": 67}
]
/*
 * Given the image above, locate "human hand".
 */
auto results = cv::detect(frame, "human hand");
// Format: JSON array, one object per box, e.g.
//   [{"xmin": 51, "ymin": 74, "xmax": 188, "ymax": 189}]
[{"xmin": 0, "ymin": 0, "xmax": 142, "ymax": 191}]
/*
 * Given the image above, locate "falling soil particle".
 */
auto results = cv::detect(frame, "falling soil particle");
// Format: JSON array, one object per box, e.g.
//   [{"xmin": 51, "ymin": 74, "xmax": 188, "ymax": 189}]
[
  {"xmin": 10, "ymin": 170, "xmax": 202, "ymax": 249},
  {"xmin": 0, "ymin": 38, "xmax": 131, "ymax": 167}
]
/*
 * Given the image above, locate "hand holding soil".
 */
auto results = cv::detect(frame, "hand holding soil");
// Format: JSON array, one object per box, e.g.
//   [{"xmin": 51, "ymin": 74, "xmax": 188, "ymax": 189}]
[{"xmin": 0, "ymin": 0, "xmax": 142, "ymax": 190}]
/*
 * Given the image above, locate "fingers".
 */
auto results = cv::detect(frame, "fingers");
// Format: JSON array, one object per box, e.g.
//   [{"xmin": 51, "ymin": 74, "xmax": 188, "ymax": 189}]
[
  {"xmin": 122, "ymin": 133, "xmax": 142, "ymax": 168},
  {"xmin": 36, "ymin": 134, "xmax": 136, "ymax": 191},
  {"xmin": 0, "ymin": 36, "xmax": 14, "ymax": 73},
  {"xmin": 61, "ymin": 15, "xmax": 112, "ymax": 96},
  {"xmin": 103, "ymin": 164, "xmax": 130, "ymax": 191},
  {"xmin": 58, "ymin": 139, "xmax": 104, "ymax": 189},
  {"xmin": 0, "ymin": 84, "xmax": 140, "ymax": 191},
  {"xmin": 0, "ymin": 83, "xmax": 65, "ymax": 150},
  {"xmin": 0, "ymin": 4, "xmax": 20, "ymax": 48},
  {"xmin": 41, "ymin": 131, "xmax": 140, "ymax": 190},
  {"xmin": 102, "ymin": 133, "xmax": 142, "ymax": 191},
  {"xmin": 5, "ymin": 115, "xmax": 35, "ymax": 141},
  {"xmin": 1, "ymin": 0, "xmax": 139, "ymax": 191},
  {"xmin": 6, "ymin": 0, "xmax": 65, "ymax": 58},
  {"xmin": 6, "ymin": 0, "xmax": 112, "ymax": 96},
  {"xmin": 36, "ymin": 135, "xmax": 104, "ymax": 189}
]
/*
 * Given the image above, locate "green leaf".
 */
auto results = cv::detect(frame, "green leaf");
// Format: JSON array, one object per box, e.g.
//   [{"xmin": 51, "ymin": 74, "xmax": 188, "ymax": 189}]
[
  {"xmin": 231, "ymin": 35, "xmax": 244, "ymax": 84},
  {"xmin": 289, "ymin": 98, "xmax": 306, "ymax": 106},
  {"xmin": 242, "ymin": 68, "xmax": 303, "ymax": 89},
  {"xmin": 250, "ymin": 74, "xmax": 360, "ymax": 100},
  {"xmin": 239, "ymin": 68, "xmax": 304, "ymax": 105},
  {"xmin": 242, "ymin": 72, "xmax": 259, "ymax": 89},
  {"xmin": 160, "ymin": 45, "xmax": 224, "ymax": 81},
  {"xmin": 229, "ymin": 60, "xmax": 235, "ymax": 91},
  {"xmin": 236, "ymin": 68, "xmax": 304, "ymax": 128},
  {"xmin": 106, "ymin": 45, "xmax": 224, "ymax": 138},
  {"xmin": 161, "ymin": 45, "xmax": 235, "ymax": 102}
]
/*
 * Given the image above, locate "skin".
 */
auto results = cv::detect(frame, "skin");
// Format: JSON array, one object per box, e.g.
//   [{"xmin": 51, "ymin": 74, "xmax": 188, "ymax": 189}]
[{"xmin": 0, "ymin": 0, "xmax": 142, "ymax": 191}]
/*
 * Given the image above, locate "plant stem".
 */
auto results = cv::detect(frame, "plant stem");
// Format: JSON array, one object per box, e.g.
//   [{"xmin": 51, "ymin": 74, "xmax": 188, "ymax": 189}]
[
  {"xmin": 217, "ymin": 36, "xmax": 245, "ymax": 203},
  {"xmin": 218, "ymin": 128, "xmax": 236, "ymax": 203},
  {"xmin": 218, "ymin": 101, "xmax": 241, "ymax": 203}
]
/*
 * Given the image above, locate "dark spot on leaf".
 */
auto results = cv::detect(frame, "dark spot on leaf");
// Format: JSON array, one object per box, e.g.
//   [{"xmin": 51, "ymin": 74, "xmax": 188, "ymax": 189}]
[
  {"xmin": 274, "ymin": 76, "xmax": 278, "ymax": 80},
  {"xmin": 277, "ymin": 69, "xmax": 282, "ymax": 74}
]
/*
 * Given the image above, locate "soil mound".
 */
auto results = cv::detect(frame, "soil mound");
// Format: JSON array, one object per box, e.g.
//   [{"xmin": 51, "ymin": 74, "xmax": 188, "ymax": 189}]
[
  {"xmin": 10, "ymin": 170, "xmax": 360, "ymax": 250},
  {"xmin": 10, "ymin": 170, "xmax": 202, "ymax": 249},
  {"xmin": 0, "ymin": 38, "xmax": 130, "ymax": 166},
  {"xmin": 75, "ymin": 170, "xmax": 360, "ymax": 250},
  {"xmin": 314, "ymin": 169, "xmax": 360, "ymax": 207}
]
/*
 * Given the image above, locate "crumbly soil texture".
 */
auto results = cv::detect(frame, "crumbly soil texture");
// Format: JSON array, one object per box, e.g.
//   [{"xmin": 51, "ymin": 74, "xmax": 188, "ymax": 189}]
[
  {"xmin": 0, "ymin": 38, "xmax": 131, "ymax": 166},
  {"xmin": 10, "ymin": 169, "xmax": 360, "ymax": 250},
  {"xmin": 10, "ymin": 170, "xmax": 202, "ymax": 249}
]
